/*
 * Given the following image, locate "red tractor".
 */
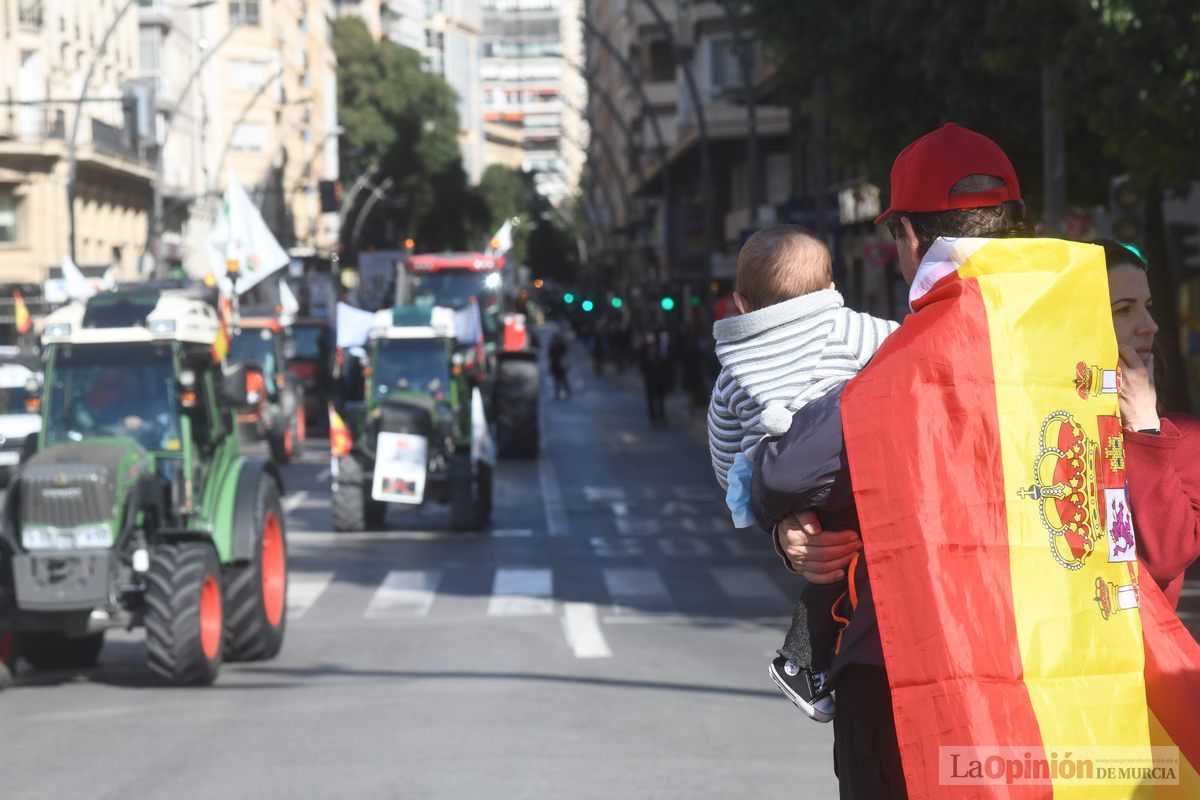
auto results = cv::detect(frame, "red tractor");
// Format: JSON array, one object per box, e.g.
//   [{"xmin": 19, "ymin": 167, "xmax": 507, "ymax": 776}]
[{"xmin": 398, "ymin": 253, "xmax": 539, "ymax": 457}]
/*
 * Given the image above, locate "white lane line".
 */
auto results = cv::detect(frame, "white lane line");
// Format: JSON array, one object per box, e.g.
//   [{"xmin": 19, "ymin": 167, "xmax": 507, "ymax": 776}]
[
  {"xmin": 492, "ymin": 528, "xmax": 534, "ymax": 538},
  {"xmin": 282, "ymin": 490, "xmax": 309, "ymax": 512},
  {"xmin": 603, "ymin": 568, "xmax": 671, "ymax": 614},
  {"xmin": 1178, "ymin": 585, "xmax": 1200, "ymax": 598},
  {"xmin": 488, "ymin": 568, "xmax": 554, "ymax": 616},
  {"xmin": 538, "ymin": 454, "xmax": 569, "ymax": 537},
  {"xmin": 286, "ymin": 572, "xmax": 335, "ymax": 620},
  {"xmin": 584, "ymin": 486, "xmax": 626, "ymax": 503},
  {"xmin": 709, "ymin": 567, "xmax": 790, "ymax": 604},
  {"xmin": 561, "ymin": 602, "xmax": 612, "ymax": 658},
  {"xmin": 315, "ymin": 467, "xmax": 332, "ymax": 482},
  {"xmin": 614, "ymin": 517, "xmax": 662, "ymax": 536},
  {"xmin": 365, "ymin": 570, "xmax": 442, "ymax": 618},
  {"xmin": 659, "ymin": 538, "xmax": 713, "ymax": 557}
]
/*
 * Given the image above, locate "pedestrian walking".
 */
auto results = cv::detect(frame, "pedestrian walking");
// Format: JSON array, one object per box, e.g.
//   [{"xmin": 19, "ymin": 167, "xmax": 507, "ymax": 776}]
[
  {"xmin": 640, "ymin": 328, "xmax": 672, "ymax": 428},
  {"xmin": 548, "ymin": 332, "xmax": 571, "ymax": 400}
]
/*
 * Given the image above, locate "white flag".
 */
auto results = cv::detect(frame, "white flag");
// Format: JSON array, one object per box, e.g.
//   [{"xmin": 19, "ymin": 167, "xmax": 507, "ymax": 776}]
[
  {"xmin": 335, "ymin": 301, "xmax": 378, "ymax": 350},
  {"xmin": 279, "ymin": 278, "xmax": 299, "ymax": 324},
  {"xmin": 487, "ymin": 219, "xmax": 513, "ymax": 256},
  {"xmin": 207, "ymin": 172, "xmax": 289, "ymax": 295},
  {"xmin": 62, "ymin": 255, "xmax": 96, "ymax": 301}
]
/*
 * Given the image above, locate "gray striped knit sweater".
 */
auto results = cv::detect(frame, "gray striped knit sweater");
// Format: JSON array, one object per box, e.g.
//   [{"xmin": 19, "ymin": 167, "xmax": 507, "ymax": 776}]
[{"xmin": 708, "ymin": 289, "xmax": 898, "ymax": 490}]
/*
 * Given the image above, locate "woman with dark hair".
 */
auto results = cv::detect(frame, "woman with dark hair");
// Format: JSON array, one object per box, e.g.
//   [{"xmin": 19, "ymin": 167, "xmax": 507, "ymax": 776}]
[{"xmin": 1099, "ymin": 238, "xmax": 1200, "ymax": 607}]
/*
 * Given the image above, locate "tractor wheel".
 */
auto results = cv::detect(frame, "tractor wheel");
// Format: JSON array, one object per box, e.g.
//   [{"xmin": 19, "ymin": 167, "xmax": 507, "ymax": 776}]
[
  {"xmin": 268, "ymin": 423, "xmax": 294, "ymax": 465},
  {"xmin": 449, "ymin": 456, "xmax": 492, "ymax": 532},
  {"xmin": 0, "ymin": 630, "xmax": 14, "ymax": 686},
  {"xmin": 222, "ymin": 477, "xmax": 288, "ymax": 662},
  {"xmin": 495, "ymin": 358, "xmax": 540, "ymax": 458},
  {"xmin": 332, "ymin": 456, "xmax": 367, "ymax": 532},
  {"xmin": 14, "ymin": 631, "xmax": 104, "ymax": 671},
  {"xmin": 145, "ymin": 542, "xmax": 223, "ymax": 686}
]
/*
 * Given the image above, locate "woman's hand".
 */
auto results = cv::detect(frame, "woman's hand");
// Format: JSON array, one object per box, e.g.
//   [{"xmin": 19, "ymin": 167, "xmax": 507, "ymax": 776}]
[{"xmin": 1118, "ymin": 345, "xmax": 1160, "ymax": 431}]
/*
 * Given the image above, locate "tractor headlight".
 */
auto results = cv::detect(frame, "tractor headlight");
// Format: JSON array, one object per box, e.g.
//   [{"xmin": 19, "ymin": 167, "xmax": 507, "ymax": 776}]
[{"xmin": 21, "ymin": 524, "xmax": 113, "ymax": 551}]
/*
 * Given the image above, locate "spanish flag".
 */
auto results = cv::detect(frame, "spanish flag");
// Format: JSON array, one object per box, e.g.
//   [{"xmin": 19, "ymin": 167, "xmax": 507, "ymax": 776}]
[
  {"xmin": 841, "ymin": 238, "xmax": 1200, "ymax": 798},
  {"xmin": 12, "ymin": 290, "xmax": 29, "ymax": 334},
  {"xmin": 329, "ymin": 403, "xmax": 353, "ymax": 458},
  {"xmin": 211, "ymin": 295, "xmax": 233, "ymax": 362}
]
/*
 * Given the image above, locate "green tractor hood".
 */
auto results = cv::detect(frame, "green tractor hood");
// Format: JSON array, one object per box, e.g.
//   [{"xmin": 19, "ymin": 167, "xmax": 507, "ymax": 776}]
[{"xmin": 19, "ymin": 439, "xmax": 152, "ymax": 530}]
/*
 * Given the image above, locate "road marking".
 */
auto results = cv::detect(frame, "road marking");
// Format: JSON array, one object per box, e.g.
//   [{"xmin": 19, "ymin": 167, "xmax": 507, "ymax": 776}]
[
  {"xmin": 614, "ymin": 517, "xmax": 662, "ymax": 536},
  {"xmin": 659, "ymin": 538, "xmax": 713, "ymax": 557},
  {"xmin": 610, "ymin": 501, "xmax": 628, "ymax": 517},
  {"xmin": 723, "ymin": 536, "xmax": 764, "ymax": 557},
  {"xmin": 603, "ymin": 567, "xmax": 671, "ymax": 612},
  {"xmin": 282, "ymin": 490, "xmax": 309, "ymax": 512},
  {"xmin": 538, "ymin": 455, "xmax": 569, "ymax": 537},
  {"xmin": 590, "ymin": 537, "xmax": 644, "ymax": 558},
  {"xmin": 286, "ymin": 571, "xmax": 334, "ymax": 619},
  {"xmin": 315, "ymin": 467, "xmax": 332, "ymax": 482},
  {"xmin": 492, "ymin": 528, "xmax": 535, "ymax": 537},
  {"xmin": 709, "ymin": 567, "xmax": 790, "ymax": 604},
  {"xmin": 488, "ymin": 568, "xmax": 554, "ymax": 616},
  {"xmin": 365, "ymin": 570, "xmax": 442, "ymax": 618},
  {"xmin": 561, "ymin": 602, "xmax": 612, "ymax": 658},
  {"xmin": 584, "ymin": 486, "xmax": 626, "ymax": 503},
  {"xmin": 1179, "ymin": 585, "xmax": 1200, "ymax": 598}
]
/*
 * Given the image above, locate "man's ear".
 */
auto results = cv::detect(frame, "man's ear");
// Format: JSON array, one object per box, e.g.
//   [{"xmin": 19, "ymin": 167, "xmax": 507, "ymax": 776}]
[
  {"xmin": 732, "ymin": 292, "xmax": 750, "ymax": 315},
  {"xmin": 900, "ymin": 216, "xmax": 921, "ymax": 265}
]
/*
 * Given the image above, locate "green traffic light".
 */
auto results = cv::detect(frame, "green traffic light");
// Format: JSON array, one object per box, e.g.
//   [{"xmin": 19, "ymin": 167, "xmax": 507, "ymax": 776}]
[
  {"xmin": 563, "ymin": 292, "xmax": 575, "ymax": 304},
  {"xmin": 581, "ymin": 300, "xmax": 594, "ymax": 312},
  {"xmin": 660, "ymin": 297, "xmax": 675, "ymax": 311},
  {"xmin": 611, "ymin": 297, "xmax": 623, "ymax": 309},
  {"xmin": 689, "ymin": 296, "xmax": 701, "ymax": 308}
]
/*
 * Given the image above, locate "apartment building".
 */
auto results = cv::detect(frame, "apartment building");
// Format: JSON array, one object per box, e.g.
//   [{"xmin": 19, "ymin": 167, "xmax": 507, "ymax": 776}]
[
  {"xmin": 480, "ymin": 0, "xmax": 584, "ymax": 205},
  {"xmin": 425, "ymin": 0, "xmax": 484, "ymax": 184},
  {"xmin": 333, "ymin": 0, "xmax": 423, "ymax": 50},
  {"xmin": 0, "ymin": 0, "xmax": 151, "ymax": 283}
]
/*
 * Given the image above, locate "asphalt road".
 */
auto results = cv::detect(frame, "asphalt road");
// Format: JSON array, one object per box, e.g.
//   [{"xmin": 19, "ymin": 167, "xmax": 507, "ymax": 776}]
[{"xmin": 0, "ymin": 347, "xmax": 835, "ymax": 800}]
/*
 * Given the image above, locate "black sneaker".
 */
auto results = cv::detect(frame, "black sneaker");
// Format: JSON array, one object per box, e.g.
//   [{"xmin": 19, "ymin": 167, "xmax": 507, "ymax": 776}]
[{"xmin": 769, "ymin": 656, "xmax": 835, "ymax": 723}]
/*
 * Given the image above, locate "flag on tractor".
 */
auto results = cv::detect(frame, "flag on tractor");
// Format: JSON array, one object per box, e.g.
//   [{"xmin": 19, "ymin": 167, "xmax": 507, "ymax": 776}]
[
  {"xmin": 840, "ymin": 238, "xmax": 1200, "ymax": 798},
  {"xmin": 12, "ymin": 290, "xmax": 30, "ymax": 334},
  {"xmin": 211, "ymin": 294, "xmax": 233, "ymax": 362},
  {"xmin": 207, "ymin": 172, "xmax": 289, "ymax": 295},
  {"xmin": 329, "ymin": 404, "xmax": 353, "ymax": 458}
]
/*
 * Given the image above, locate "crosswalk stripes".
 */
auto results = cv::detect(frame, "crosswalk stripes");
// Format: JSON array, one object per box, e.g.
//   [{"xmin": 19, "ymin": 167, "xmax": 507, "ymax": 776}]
[
  {"xmin": 365, "ymin": 570, "xmax": 443, "ymax": 618},
  {"xmin": 488, "ymin": 568, "xmax": 554, "ymax": 616},
  {"xmin": 286, "ymin": 571, "xmax": 334, "ymax": 620},
  {"xmin": 284, "ymin": 565, "xmax": 794, "ymax": 625}
]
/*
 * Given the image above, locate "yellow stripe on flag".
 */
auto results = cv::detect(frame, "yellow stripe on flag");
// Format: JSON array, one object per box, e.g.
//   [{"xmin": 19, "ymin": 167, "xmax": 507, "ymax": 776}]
[{"xmin": 961, "ymin": 240, "xmax": 1153, "ymax": 799}]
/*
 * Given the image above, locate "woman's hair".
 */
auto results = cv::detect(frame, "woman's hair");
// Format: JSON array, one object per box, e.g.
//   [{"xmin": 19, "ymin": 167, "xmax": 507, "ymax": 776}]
[{"xmin": 1092, "ymin": 238, "xmax": 1149, "ymax": 272}]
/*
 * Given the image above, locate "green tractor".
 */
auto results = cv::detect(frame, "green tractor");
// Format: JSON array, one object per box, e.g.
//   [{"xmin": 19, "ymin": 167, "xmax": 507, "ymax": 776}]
[
  {"xmin": 330, "ymin": 305, "xmax": 494, "ymax": 532},
  {"xmin": 0, "ymin": 289, "xmax": 288, "ymax": 685}
]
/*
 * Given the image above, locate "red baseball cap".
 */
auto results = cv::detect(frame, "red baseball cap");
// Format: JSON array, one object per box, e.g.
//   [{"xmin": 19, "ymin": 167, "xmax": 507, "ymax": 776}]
[{"xmin": 875, "ymin": 123, "xmax": 1021, "ymax": 224}]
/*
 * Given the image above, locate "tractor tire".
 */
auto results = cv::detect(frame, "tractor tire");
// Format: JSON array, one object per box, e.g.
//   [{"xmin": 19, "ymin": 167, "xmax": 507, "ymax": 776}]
[
  {"xmin": 145, "ymin": 541, "xmax": 224, "ymax": 686},
  {"xmin": 495, "ymin": 358, "xmax": 540, "ymax": 458},
  {"xmin": 332, "ymin": 456, "xmax": 367, "ymax": 532},
  {"xmin": 268, "ymin": 423, "xmax": 294, "ymax": 465},
  {"xmin": 222, "ymin": 477, "xmax": 288, "ymax": 663},
  {"xmin": 449, "ymin": 457, "xmax": 492, "ymax": 532},
  {"xmin": 0, "ymin": 629, "xmax": 16, "ymax": 679},
  {"xmin": 14, "ymin": 631, "xmax": 104, "ymax": 671}
]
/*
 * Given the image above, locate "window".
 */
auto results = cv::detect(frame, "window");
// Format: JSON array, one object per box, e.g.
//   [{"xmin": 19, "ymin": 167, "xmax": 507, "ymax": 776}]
[
  {"xmin": 230, "ymin": 123, "xmax": 267, "ymax": 152},
  {"xmin": 228, "ymin": 59, "xmax": 267, "ymax": 90},
  {"xmin": 0, "ymin": 194, "xmax": 17, "ymax": 242},
  {"xmin": 710, "ymin": 38, "xmax": 755, "ymax": 92},
  {"xmin": 230, "ymin": 0, "xmax": 260, "ymax": 26}
]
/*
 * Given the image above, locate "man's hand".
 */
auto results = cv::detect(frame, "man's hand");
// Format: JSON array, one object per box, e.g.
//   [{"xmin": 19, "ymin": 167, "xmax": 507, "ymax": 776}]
[{"xmin": 774, "ymin": 510, "xmax": 862, "ymax": 583}]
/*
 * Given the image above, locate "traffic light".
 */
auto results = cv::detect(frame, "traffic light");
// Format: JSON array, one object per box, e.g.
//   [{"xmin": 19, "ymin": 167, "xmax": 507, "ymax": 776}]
[
  {"xmin": 660, "ymin": 297, "xmax": 675, "ymax": 311},
  {"xmin": 1109, "ymin": 176, "xmax": 1144, "ymax": 244},
  {"xmin": 563, "ymin": 292, "xmax": 575, "ymax": 304},
  {"xmin": 610, "ymin": 297, "xmax": 623, "ymax": 309},
  {"xmin": 581, "ymin": 300, "xmax": 594, "ymax": 312},
  {"xmin": 404, "ymin": 237, "xmax": 415, "ymax": 250},
  {"xmin": 689, "ymin": 296, "xmax": 701, "ymax": 308}
]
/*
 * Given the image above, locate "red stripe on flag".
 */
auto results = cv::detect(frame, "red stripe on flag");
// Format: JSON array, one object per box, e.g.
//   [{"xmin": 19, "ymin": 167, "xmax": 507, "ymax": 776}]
[
  {"xmin": 841, "ymin": 276, "xmax": 1047, "ymax": 798},
  {"xmin": 1141, "ymin": 578, "xmax": 1200, "ymax": 772}
]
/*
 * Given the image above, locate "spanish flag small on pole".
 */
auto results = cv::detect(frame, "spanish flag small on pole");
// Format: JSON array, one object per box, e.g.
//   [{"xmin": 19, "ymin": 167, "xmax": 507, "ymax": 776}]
[
  {"xmin": 329, "ymin": 403, "xmax": 353, "ymax": 458},
  {"xmin": 12, "ymin": 290, "xmax": 30, "ymax": 335}
]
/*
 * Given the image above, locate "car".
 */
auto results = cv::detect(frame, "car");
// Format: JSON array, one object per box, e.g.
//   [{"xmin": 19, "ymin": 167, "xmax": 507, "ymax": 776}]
[{"xmin": 0, "ymin": 361, "xmax": 40, "ymax": 485}]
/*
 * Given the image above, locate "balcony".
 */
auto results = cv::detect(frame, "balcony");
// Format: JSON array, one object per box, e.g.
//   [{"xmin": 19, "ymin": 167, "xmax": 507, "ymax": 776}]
[
  {"xmin": 18, "ymin": 0, "xmax": 43, "ymax": 28},
  {"xmin": 0, "ymin": 109, "xmax": 65, "ymax": 142}
]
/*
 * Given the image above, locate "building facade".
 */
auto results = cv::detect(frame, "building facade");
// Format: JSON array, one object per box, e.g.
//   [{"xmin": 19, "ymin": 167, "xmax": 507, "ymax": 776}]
[
  {"xmin": 0, "ymin": 0, "xmax": 152, "ymax": 284},
  {"xmin": 480, "ymin": 0, "xmax": 585, "ymax": 205},
  {"xmin": 425, "ymin": 0, "xmax": 484, "ymax": 184}
]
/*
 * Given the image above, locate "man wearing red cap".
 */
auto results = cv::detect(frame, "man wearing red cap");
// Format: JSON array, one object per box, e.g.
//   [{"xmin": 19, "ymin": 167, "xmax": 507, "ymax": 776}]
[{"xmin": 751, "ymin": 124, "xmax": 1030, "ymax": 799}]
